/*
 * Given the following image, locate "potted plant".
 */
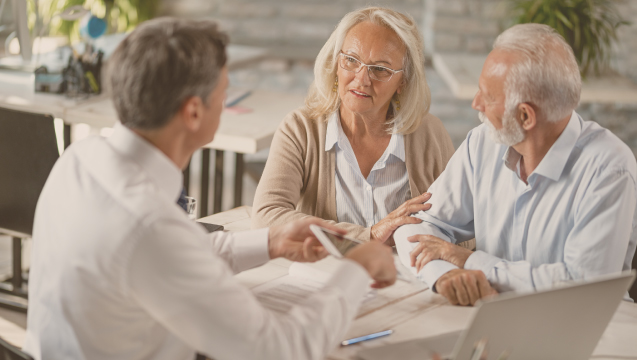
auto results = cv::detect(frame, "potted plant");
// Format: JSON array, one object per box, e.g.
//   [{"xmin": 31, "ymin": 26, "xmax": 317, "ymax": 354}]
[
  {"xmin": 509, "ymin": 0, "xmax": 630, "ymax": 76},
  {"xmin": 29, "ymin": 0, "xmax": 159, "ymax": 42}
]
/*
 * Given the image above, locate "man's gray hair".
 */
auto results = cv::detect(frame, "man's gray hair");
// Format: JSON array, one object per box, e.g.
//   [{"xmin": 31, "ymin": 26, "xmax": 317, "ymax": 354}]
[
  {"xmin": 493, "ymin": 24, "xmax": 581, "ymax": 123},
  {"xmin": 108, "ymin": 17, "xmax": 228, "ymax": 129}
]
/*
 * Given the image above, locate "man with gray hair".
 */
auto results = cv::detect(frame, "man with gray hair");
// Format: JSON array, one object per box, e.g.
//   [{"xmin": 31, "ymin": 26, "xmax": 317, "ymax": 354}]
[
  {"xmin": 24, "ymin": 17, "xmax": 397, "ymax": 359},
  {"xmin": 394, "ymin": 23, "xmax": 637, "ymax": 306}
]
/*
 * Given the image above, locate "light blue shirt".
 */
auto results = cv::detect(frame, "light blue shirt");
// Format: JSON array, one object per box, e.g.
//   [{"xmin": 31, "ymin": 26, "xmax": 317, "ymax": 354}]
[
  {"xmin": 395, "ymin": 111, "xmax": 637, "ymax": 296},
  {"xmin": 325, "ymin": 112, "xmax": 411, "ymax": 228}
]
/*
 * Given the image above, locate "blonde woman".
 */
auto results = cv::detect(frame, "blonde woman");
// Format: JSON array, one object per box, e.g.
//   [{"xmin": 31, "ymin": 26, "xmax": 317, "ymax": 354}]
[{"xmin": 252, "ymin": 7, "xmax": 454, "ymax": 243}]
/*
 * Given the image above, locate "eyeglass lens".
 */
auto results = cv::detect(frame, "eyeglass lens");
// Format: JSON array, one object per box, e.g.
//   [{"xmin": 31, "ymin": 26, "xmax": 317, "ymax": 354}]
[{"xmin": 339, "ymin": 54, "xmax": 394, "ymax": 82}]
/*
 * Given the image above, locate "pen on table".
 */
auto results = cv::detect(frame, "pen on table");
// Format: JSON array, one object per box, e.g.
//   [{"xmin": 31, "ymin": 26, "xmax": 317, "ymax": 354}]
[{"xmin": 341, "ymin": 330, "xmax": 393, "ymax": 346}]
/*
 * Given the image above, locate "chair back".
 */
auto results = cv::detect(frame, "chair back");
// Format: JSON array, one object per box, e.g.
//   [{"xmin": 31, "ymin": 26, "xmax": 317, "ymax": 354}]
[
  {"xmin": 0, "ymin": 337, "xmax": 33, "ymax": 360},
  {"xmin": 0, "ymin": 107, "xmax": 59, "ymax": 236}
]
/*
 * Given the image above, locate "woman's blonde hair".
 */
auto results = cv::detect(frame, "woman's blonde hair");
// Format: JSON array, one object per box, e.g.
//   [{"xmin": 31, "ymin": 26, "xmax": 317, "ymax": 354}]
[{"xmin": 305, "ymin": 6, "xmax": 431, "ymax": 134}]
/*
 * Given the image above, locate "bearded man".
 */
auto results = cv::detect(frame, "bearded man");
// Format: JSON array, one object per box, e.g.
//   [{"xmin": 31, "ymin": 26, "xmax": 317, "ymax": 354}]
[{"xmin": 393, "ymin": 23, "xmax": 637, "ymax": 306}]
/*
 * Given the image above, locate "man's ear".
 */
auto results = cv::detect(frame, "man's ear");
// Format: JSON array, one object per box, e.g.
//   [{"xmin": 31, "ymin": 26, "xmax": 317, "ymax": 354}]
[
  {"xmin": 180, "ymin": 96, "xmax": 203, "ymax": 132},
  {"xmin": 518, "ymin": 103, "xmax": 536, "ymax": 131}
]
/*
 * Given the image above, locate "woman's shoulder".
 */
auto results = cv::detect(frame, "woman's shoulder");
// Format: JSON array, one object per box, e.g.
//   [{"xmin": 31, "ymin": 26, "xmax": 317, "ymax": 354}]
[
  {"xmin": 404, "ymin": 110, "xmax": 454, "ymax": 156},
  {"xmin": 408, "ymin": 111, "xmax": 447, "ymax": 137},
  {"xmin": 274, "ymin": 106, "xmax": 330, "ymax": 152},
  {"xmin": 279, "ymin": 107, "xmax": 328, "ymax": 135}
]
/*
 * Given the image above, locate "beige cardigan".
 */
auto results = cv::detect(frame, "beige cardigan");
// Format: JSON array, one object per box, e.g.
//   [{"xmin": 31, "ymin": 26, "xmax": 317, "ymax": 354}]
[{"xmin": 252, "ymin": 107, "xmax": 455, "ymax": 240}]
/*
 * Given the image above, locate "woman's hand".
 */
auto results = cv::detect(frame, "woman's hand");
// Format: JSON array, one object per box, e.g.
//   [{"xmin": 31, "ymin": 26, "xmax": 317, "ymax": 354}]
[{"xmin": 370, "ymin": 192, "xmax": 432, "ymax": 244}]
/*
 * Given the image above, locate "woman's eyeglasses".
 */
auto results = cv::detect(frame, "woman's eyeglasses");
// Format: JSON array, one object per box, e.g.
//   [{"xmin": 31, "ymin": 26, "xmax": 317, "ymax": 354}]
[{"xmin": 338, "ymin": 51, "xmax": 403, "ymax": 82}]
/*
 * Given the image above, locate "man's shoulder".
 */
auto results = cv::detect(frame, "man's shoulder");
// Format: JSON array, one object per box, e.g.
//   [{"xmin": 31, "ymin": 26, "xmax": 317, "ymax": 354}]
[
  {"xmin": 61, "ymin": 136, "xmax": 176, "ymax": 225},
  {"xmin": 576, "ymin": 119, "xmax": 637, "ymax": 174}
]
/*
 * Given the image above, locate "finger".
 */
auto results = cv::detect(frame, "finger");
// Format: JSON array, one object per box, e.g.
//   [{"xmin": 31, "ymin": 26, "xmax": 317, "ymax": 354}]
[
  {"xmin": 409, "ymin": 243, "xmax": 425, "ymax": 266},
  {"xmin": 462, "ymin": 273, "xmax": 481, "ymax": 306},
  {"xmin": 415, "ymin": 251, "xmax": 428, "ymax": 272},
  {"xmin": 438, "ymin": 280, "xmax": 458, "ymax": 305},
  {"xmin": 307, "ymin": 237, "xmax": 328, "ymax": 261},
  {"xmin": 408, "ymin": 234, "xmax": 433, "ymax": 243},
  {"xmin": 406, "ymin": 203, "xmax": 432, "ymax": 215},
  {"xmin": 371, "ymin": 280, "xmax": 392, "ymax": 289},
  {"xmin": 302, "ymin": 238, "xmax": 319, "ymax": 262},
  {"xmin": 406, "ymin": 192, "xmax": 432, "ymax": 205},
  {"xmin": 453, "ymin": 277, "xmax": 471, "ymax": 306},
  {"xmin": 390, "ymin": 216, "xmax": 421, "ymax": 232},
  {"xmin": 475, "ymin": 271, "xmax": 494, "ymax": 299},
  {"xmin": 313, "ymin": 219, "xmax": 347, "ymax": 235},
  {"xmin": 416, "ymin": 253, "xmax": 434, "ymax": 272},
  {"xmin": 314, "ymin": 246, "xmax": 329, "ymax": 259}
]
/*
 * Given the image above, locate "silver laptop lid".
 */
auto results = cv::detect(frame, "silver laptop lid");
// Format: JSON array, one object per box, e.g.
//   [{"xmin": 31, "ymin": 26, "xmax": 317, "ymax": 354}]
[
  {"xmin": 356, "ymin": 271, "xmax": 635, "ymax": 360},
  {"xmin": 451, "ymin": 270, "xmax": 636, "ymax": 360}
]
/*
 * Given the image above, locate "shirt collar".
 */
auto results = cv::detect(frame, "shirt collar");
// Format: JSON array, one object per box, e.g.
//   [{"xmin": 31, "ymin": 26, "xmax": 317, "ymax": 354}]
[
  {"xmin": 325, "ymin": 111, "xmax": 339, "ymax": 151},
  {"xmin": 324, "ymin": 111, "xmax": 405, "ymax": 162},
  {"xmin": 502, "ymin": 110, "xmax": 582, "ymax": 182},
  {"xmin": 107, "ymin": 123, "xmax": 183, "ymax": 203},
  {"xmin": 531, "ymin": 111, "xmax": 581, "ymax": 182}
]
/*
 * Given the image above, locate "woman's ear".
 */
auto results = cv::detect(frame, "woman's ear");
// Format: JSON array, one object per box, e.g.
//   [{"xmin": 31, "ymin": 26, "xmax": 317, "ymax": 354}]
[{"xmin": 396, "ymin": 77, "xmax": 407, "ymax": 95}]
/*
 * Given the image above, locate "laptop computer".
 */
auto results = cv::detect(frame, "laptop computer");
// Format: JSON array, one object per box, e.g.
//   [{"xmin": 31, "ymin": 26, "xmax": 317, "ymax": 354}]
[{"xmin": 357, "ymin": 271, "xmax": 636, "ymax": 360}]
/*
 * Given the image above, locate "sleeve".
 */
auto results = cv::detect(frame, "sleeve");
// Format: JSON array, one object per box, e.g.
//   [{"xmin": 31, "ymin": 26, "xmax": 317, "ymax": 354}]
[
  {"xmin": 204, "ymin": 228, "xmax": 271, "ymax": 274},
  {"xmin": 465, "ymin": 168, "xmax": 637, "ymax": 293},
  {"xmin": 126, "ymin": 218, "xmax": 371, "ymax": 360},
  {"xmin": 394, "ymin": 131, "xmax": 478, "ymax": 289},
  {"xmin": 251, "ymin": 113, "xmax": 372, "ymax": 241}
]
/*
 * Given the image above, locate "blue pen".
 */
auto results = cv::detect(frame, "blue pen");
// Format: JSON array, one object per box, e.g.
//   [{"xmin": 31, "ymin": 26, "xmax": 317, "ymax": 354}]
[{"xmin": 341, "ymin": 330, "xmax": 393, "ymax": 346}]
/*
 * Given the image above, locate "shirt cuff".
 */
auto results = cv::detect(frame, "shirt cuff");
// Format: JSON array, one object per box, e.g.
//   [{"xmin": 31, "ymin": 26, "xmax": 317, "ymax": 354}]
[
  {"xmin": 232, "ymin": 228, "xmax": 271, "ymax": 270},
  {"xmin": 420, "ymin": 260, "xmax": 459, "ymax": 292},
  {"xmin": 393, "ymin": 222, "xmax": 454, "ymax": 279},
  {"xmin": 326, "ymin": 259, "xmax": 371, "ymax": 309},
  {"xmin": 464, "ymin": 250, "xmax": 501, "ymax": 282},
  {"xmin": 360, "ymin": 227, "xmax": 372, "ymax": 241}
]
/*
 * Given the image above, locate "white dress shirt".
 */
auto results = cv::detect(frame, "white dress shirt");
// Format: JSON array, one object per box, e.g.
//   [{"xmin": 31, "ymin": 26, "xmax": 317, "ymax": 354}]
[
  {"xmin": 395, "ymin": 111, "xmax": 637, "ymax": 296},
  {"xmin": 325, "ymin": 112, "xmax": 411, "ymax": 228},
  {"xmin": 24, "ymin": 124, "xmax": 370, "ymax": 360}
]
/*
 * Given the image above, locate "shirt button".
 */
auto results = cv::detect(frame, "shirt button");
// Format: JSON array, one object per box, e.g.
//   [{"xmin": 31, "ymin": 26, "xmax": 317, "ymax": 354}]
[{"xmin": 366, "ymin": 185, "xmax": 372, "ymax": 191}]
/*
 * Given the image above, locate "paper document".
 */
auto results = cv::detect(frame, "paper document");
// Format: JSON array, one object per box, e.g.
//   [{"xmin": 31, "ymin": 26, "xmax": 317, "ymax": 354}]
[
  {"xmin": 252, "ymin": 262, "xmax": 375, "ymax": 313},
  {"xmin": 252, "ymin": 259, "xmax": 427, "ymax": 316}
]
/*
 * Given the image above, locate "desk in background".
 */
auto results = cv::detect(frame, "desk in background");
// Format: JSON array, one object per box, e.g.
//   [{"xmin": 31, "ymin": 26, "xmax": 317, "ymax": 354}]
[
  {"xmin": 0, "ymin": 45, "xmax": 305, "ymax": 216},
  {"xmin": 199, "ymin": 206, "xmax": 637, "ymax": 360},
  {"xmin": 65, "ymin": 90, "xmax": 305, "ymax": 216}
]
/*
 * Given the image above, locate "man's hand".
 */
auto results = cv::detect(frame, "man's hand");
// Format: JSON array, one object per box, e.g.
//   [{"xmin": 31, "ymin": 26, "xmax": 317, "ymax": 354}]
[
  {"xmin": 345, "ymin": 242, "xmax": 397, "ymax": 289},
  {"xmin": 370, "ymin": 193, "xmax": 432, "ymax": 245},
  {"xmin": 268, "ymin": 218, "xmax": 343, "ymax": 262},
  {"xmin": 408, "ymin": 235, "xmax": 473, "ymax": 271},
  {"xmin": 435, "ymin": 269, "xmax": 497, "ymax": 306}
]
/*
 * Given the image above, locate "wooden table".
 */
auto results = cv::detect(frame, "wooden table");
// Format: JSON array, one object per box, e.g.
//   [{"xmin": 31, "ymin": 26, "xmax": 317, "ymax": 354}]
[{"xmin": 199, "ymin": 206, "xmax": 637, "ymax": 360}]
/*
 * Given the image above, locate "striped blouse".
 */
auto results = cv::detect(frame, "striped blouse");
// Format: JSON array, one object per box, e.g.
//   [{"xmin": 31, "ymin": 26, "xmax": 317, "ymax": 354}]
[{"xmin": 325, "ymin": 112, "xmax": 411, "ymax": 228}]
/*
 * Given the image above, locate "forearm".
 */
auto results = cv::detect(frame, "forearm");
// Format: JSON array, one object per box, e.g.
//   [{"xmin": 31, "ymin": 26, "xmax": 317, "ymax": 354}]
[
  {"xmin": 253, "ymin": 205, "xmax": 372, "ymax": 241},
  {"xmin": 130, "ymin": 225, "xmax": 372, "ymax": 360},
  {"xmin": 394, "ymin": 222, "xmax": 457, "ymax": 288},
  {"xmin": 208, "ymin": 228, "xmax": 270, "ymax": 274}
]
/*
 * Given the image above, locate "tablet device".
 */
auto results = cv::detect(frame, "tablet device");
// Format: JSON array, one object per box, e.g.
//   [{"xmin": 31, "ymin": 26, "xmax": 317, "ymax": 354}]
[
  {"xmin": 310, "ymin": 225, "xmax": 420, "ymax": 284},
  {"xmin": 309, "ymin": 225, "xmax": 362, "ymax": 257}
]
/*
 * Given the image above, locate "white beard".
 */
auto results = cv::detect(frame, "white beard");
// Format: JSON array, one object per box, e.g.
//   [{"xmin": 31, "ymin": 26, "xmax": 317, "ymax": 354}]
[{"xmin": 479, "ymin": 111, "xmax": 525, "ymax": 146}]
